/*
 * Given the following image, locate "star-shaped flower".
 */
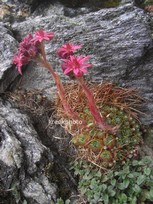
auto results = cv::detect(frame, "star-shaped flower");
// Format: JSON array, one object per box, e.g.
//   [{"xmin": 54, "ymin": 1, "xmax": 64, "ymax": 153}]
[
  {"xmin": 57, "ymin": 43, "xmax": 82, "ymax": 59},
  {"xmin": 32, "ymin": 29, "xmax": 54, "ymax": 44},
  {"xmin": 62, "ymin": 55, "xmax": 92, "ymax": 77}
]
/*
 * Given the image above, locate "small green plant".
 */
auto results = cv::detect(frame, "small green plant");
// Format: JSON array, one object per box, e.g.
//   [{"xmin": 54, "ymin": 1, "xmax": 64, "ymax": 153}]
[{"xmin": 71, "ymin": 156, "xmax": 153, "ymax": 204}]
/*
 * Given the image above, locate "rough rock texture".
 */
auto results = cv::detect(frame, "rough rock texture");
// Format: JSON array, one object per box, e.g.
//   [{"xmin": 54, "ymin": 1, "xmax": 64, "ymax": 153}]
[
  {"xmin": 0, "ymin": 23, "xmax": 19, "ymax": 93},
  {"xmin": 11, "ymin": 0, "xmax": 153, "ymax": 124},
  {"xmin": 0, "ymin": 98, "xmax": 57, "ymax": 204}
]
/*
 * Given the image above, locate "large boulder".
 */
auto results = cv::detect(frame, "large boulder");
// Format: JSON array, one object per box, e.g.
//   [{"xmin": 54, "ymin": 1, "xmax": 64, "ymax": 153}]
[{"xmin": 0, "ymin": 98, "xmax": 57, "ymax": 204}]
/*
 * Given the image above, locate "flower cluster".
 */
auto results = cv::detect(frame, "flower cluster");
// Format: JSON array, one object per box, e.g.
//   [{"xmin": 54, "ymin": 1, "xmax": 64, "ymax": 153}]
[
  {"xmin": 13, "ymin": 30, "xmax": 54, "ymax": 74},
  {"xmin": 57, "ymin": 43, "xmax": 92, "ymax": 78}
]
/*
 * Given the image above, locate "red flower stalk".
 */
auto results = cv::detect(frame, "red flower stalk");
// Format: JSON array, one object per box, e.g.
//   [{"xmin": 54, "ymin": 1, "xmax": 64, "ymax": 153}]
[
  {"xmin": 38, "ymin": 57, "xmax": 82, "ymax": 121},
  {"xmin": 60, "ymin": 49, "xmax": 117, "ymax": 134},
  {"xmin": 78, "ymin": 77, "xmax": 117, "ymax": 134}
]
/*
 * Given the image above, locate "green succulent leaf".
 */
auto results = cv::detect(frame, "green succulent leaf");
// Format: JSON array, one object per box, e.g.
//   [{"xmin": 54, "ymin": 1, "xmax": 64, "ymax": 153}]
[
  {"xmin": 101, "ymin": 175, "xmax": 109, "ymax": 182},
  {"xmin": 120, "ymin": 193, "xmax": 127, "ymax": 203},
  {"xmin": 111, "ymin": 179, "xmax": 116, "ymax": 186},
  {"xmin": 144, "ymin": 167, "xmax": 151, "ymax": 176},
  {"xmin": 101, "ymin": 184, "xmax": 107, "ymax": 192},
  {"xmin": 94, "ymin": 192, "xmax": 101, "ymax": 201},
  {"xmin": 81, "ymin": 187, "xmax": 87, "ymax": 194},
  {"xmin": 109, "ymin": 189, "xmax": 116, "ymax": 197},
  {"xmin": 103, "ymin": 194, "xmax": 109, "ymax": 204},
  {"xmin": 127, "ymin": 173, "xmax": 135, "ymax": 179},
  {"xmin": 132, "ymin": 160, "xmax": 139, "ymax": 166},
  {"xmin": 123, "ymin": 179, "xmax": 130, "ymax": 188},
  {"xmin": 137, "ymin": 175, "xmax": 146, "ymax": 185},
  {"xmin": 107, "ymin": 171, "xmax": 114, "ymax": 178},
  {"xmin": 133, "ymin": 184, "xmax": 141, "ymax": 193},
  {"xmin": 56, "ymin": 198, "xmax": 64, "ymax": 204},
  {"xmin": 130, "ymin": 196, "xmax": 137, "ymax": 204},
  {"xmin": 96, "ymin": 170, "xmax": 102, "ymax": 178},
  {"xmin": 142, "ymin": 156, "xmax": 153, "ymax": 165},
  {"xmin": 65, "ymin": 199, "xmax": 70, "ymax": 204},
  {"xmin": 149, "ymin": 189, "xmax": 153, "ymax": 201},
  {"xmin": 123, "ymin": 166, "xmax": 130, "ymax": 174},
  {"xmin": 118, "ymin": 183, "xmax": 126, "ymax": 190}
]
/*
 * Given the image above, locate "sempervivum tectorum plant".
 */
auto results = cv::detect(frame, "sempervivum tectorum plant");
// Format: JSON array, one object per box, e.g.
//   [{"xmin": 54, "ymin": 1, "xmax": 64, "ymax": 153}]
[
  {"xmin": 71, "ymin": 134, "xmax": 90, "ymax": 147},
  {"xmin": 13, "ymin": 32, "xmax": 144, "ymax": 170},
  {"xmin": 56, "ymin": 82, "xmax": 144, "ymax": 169},
  {"xmin": 103, "ymin": 134, "xmax": 116, "ymax": 149},
  {"xmin": 88, "ymin": 139, "xmax": 104, "ymax": 153},
  {"xmin": 57, "ymin": 43, "xmax": 117, "ymax": 134},
  {"xmin": 100, "ymin": 150, "xmax": 113, "ymax": 163}
]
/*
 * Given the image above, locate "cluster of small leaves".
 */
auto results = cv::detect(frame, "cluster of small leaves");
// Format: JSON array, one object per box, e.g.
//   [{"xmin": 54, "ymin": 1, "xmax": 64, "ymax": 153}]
[{"xmin": 71, "ymin": 156, "xmax": 153, "ymax": 204}]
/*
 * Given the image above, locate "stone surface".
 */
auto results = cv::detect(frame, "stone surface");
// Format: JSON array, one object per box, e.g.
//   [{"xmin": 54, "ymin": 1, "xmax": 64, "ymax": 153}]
[
  {"xmin": 0, "ymin": 23, "xmax": 19, "ymax": 93},
  {"xmin": 0, "ymin": 98, "xmax": 57, "ymax": 203},
  {"xmin": 11, "ymin": 0, "xmax": 153, "ymax": 124}
]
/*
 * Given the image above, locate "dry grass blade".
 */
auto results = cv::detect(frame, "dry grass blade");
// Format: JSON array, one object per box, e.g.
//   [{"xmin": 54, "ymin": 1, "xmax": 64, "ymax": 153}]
[{"xmin": 55, "ymin": 81, "xmax": 144, "ymax": 121}]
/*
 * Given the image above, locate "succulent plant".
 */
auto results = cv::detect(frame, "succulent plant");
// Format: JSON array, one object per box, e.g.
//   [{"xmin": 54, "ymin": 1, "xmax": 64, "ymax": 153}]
[
  {"xmin": 56, "ymin": 82, "xmax": 144, "ymax": 169},
  {"xmin": 71, "ymin": 134, "xmax": 90, "ymax": 146},
  {"xmin": 103, "ymin": 134, "xmax": 116, "ymax": 149},
  {"xmin": 88, "ymin": 139, "xmax": 103, "ymax": 152},
  {"xmin": 100, "ymin": 150, "xmax": 113, "ymax": 162}
]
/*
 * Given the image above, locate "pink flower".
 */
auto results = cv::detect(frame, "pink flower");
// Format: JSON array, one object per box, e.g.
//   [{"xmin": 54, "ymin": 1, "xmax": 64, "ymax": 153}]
[
  {"xmin": 32, "ymin": 29, "xmax": 54, "ymax": 44},
  {"xmin": 13, "ymin": 52, "xmax": 28, "ymax": 74},
  {"xmin": 19, "ymin": 34, "xmax": 38, "ymax": 59},
  {"xmin": 13, "ymin": 30, "xmax": 54, "ymax": 74},
  {"xmin": 57, "ymin": 43, "xmax": 82, "ymax": 59},
  {"xmin": 20, "ymin": 34, "xmax": 33, "ymax": 44},
  {"xmin": 62, "ymin": 55, "xmax": 92, "ymax": 77}
]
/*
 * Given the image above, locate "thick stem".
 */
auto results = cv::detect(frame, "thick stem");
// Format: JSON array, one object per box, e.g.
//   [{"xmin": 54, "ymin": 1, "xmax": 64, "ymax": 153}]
[
  {"xmin": 78, "ymin": 77, "xmax": 117, "ymax": 134},
  {"xmin": 38, "ymin": 57, "xmax": 82, "ymax": 122},
  {"xmin": 39, "ymin": 42, "xmax": 47, "ymax": 61}
]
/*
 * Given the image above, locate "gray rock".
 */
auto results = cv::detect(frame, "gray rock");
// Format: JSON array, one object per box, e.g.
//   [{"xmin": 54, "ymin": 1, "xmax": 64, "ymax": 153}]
[
  {"xmin": 0, "ymin": 23, "xmax": 19, "ymax": 93},
  {"xmin": 23, "ymin": 178, "xmax": 56, "ymax": 204},
  {"xmin": 0, "ymin": 98, "xmax": 57, "ymax": 203},
  {"xmin": 11, "ymin": 1, "xmax": 153, "ymax": 124}
]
